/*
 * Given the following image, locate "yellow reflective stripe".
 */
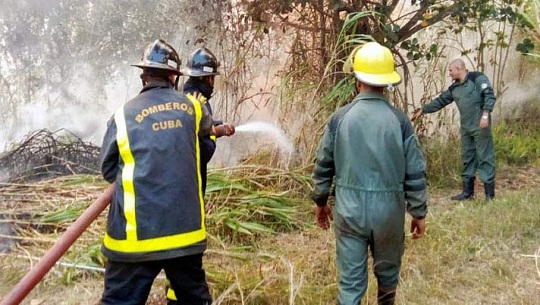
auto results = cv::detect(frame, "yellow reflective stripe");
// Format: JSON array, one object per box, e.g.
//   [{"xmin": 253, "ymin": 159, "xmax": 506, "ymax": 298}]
[
  {"xmin": 114, "ymin": 107, "xmax": 137, "ymax": 241},
  {"xmin": 104, "ymin": 229, "xmax": 206, "ymax": 252},
  {"xmin": 186, "ymin": 93, "xmax": 206, "ymax": 231},
  {"xmin": 167, "ymin": 287, "xmax": 178, "ymax": 301},
  {"xmin": 166, "ymin": 278, "xmax": 178, "ymax": 300},
  {"xmin": 210, "ymin": 135, "xmax": 217, "ymax": 141},
  {"xmin": 103, "ymin": 97, "xmax": 208, "ymax": 253}
]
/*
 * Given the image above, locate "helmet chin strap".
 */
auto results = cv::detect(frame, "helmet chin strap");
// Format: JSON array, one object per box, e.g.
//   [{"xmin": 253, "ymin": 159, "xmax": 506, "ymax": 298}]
[
  {"xmin": 174, "ymin": 75, "xmax": 180, "ymax": 90},
  {"xmin": 140, "ymin": 73, "xmax": 147, "ymax": 87}
]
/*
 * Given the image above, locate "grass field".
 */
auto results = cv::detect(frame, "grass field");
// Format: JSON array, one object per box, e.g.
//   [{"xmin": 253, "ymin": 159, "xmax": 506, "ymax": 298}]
[{"xmin": 0, "ymin": 165, "xmax": 539, "ymax": 305}]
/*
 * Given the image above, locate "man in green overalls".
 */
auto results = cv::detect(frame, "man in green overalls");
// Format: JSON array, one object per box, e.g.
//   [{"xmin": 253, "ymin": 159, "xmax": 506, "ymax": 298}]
[
  {"xmin": 412, "ymin": 59, "xmax": 496, "ymax": 201},
  {"xmin": 312, "ymin": 42, "xmax": 428, "ymax": 305}
]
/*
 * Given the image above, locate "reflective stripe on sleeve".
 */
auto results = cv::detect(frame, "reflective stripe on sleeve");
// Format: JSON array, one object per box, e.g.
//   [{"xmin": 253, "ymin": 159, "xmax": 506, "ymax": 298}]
[
  {"xmin": 113, "ymin": 106, "xmax": 137, "ymax": 241},
  {"xmin": 186, "ymin": 93, "xmax": 207, "ymax": 234},
  {"xmin": 103, "ymin": 100, "xmax": 207, "ymax": 253}
]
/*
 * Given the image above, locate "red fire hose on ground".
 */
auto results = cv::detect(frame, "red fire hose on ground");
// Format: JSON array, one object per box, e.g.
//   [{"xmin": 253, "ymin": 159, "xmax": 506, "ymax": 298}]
[{"xmin": 0, "ymin": 183, "xmax": 114, "ymax": 305}]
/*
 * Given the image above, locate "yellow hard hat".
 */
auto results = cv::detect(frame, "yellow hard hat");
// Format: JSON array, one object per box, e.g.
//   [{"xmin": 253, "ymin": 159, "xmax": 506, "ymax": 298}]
[{"xmin": 353, "ymin": 42, "xmax": 401, "ymax": 87}]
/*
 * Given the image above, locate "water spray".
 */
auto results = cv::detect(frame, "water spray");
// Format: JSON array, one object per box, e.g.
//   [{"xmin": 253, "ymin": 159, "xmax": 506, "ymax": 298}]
[{"xmin": 234, "ymin": 121, "xmax": 295, "ymax": 159}]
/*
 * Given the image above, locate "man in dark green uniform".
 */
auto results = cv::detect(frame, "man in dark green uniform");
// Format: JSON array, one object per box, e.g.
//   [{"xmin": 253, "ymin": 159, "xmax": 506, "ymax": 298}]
[
  {"xmin": 100, "ymin": 39, "xmax": 216, "ymax": 305},
  {"xmin": 411, "ymin": 59, "xmax": 496, "ymax": 201},
  {"xmin": 312, "ymin": 42, "xmax": 428, "ymax": 305}
]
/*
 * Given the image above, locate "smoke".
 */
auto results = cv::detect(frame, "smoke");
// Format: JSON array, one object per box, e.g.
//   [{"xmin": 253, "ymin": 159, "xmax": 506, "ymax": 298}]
[
  {"xmin": 0, "ymin": 61, "xmax": 141, "ymax": 149},
  {"xmin": 0, "ymin": 0, "xmax": 298, "ymax": 164},
  {"xmin": 498, "ymin": 77, "xmax": 540, "ymax": 119},
  {"xmin": 0, "ymin": 1, "xmax": 210, "ymax": 150}
]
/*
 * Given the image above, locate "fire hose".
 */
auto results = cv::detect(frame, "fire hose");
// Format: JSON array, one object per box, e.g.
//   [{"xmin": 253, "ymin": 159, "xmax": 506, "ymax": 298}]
[{"xmin": 0, "ymin": 183, "xmax": 114, "ymax": 305}]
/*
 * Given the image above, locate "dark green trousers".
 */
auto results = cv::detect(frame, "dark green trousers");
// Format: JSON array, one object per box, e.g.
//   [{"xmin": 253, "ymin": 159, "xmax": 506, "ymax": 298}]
[{"xmin": 461, "ymin": 128, "xmax": 495, "ymax": 183}]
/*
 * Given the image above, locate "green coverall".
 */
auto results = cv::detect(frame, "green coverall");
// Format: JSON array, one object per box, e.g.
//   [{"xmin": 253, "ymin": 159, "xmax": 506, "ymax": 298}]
[
  {"xmin": 312, "ymin": 92, "xmax": 428, "ymax": 305},
  {"xmin": 422, "ymin": 71, "xmax": 496, "ymax": 185}
]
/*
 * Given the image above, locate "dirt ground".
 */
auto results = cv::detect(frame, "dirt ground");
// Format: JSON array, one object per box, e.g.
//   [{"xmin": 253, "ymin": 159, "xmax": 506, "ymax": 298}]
[{"xmin": 1, "ymin": 165, "xmax": 539, "ymax": 304}]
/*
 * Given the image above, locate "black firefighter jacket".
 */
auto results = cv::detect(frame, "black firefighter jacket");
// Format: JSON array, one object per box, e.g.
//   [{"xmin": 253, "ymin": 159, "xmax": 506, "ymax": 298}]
[
  {"xmin": 183, "ymin": 78, "xmax": 222, "ymax": 194},
  {"xmin": 100, "ymin": 81, "xmax": 213, "ymax": 262}
]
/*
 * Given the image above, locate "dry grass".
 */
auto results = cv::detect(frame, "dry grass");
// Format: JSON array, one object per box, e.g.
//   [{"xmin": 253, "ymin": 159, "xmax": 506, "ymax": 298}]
[{"xmin": 1, "ymin": 170, "xmax": 539, "ymax": 305}]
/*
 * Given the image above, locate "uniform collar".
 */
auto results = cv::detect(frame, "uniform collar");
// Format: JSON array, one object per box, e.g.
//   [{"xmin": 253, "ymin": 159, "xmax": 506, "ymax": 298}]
[
  {"xmin": 355, "ymin": 91, "xmax": 388, "ymax": 101},
  {"xmin": 184, "ymin": 78, "xmax": 213, "ymax": 100},
  {"xmin": 455, "ymin": 71, "xmax": 471, "ymax": 84},
  {"xmin": 140, "ymin": 81, "xmax": 173, "ymax": 93}
]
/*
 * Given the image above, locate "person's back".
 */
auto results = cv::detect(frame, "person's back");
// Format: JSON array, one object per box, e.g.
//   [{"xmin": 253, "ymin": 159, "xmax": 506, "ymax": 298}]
[
  {"xmin": 334, "ymin": 96, "xmax": 407, "ymax": 190},
  {"xmin": 101, "ymin": 82, "xmax": 207, "ymax": 259},
  {"xmin": 100, "ymin": 39, "xmax": 213, "ymax": 305},
  {"xmin": 311, "ymin": 42, "xmax": 427, "ymax": 305},
  {"xmin": 121, "ymin": 84, "xmax": 201, "ymax": 205}
]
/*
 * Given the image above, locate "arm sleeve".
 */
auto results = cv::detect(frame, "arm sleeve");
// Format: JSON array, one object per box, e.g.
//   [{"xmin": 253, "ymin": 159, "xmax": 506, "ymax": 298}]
[
  {"xmin": 311, "ymin": 122, "xmax": 336, "ymax": 207},
  {"xmin": 100, "ymin": 117, "xmax": 119, "ymax": 183},
  {"xmin": 475, "ymin": 74, "xmax": 496, "ymax": 112},
  {"xmin": 199, "ymin": 136, "xmax": 216, "ymax": 164},
  {"xmin": 198, "ymin": 97, "xmax": 213, "ymax": 137},
  {"xmin": 402, "ymin": 120, "xmax": 428, "ymax": 219},
  {"xmin": 422, "ymin": 89, "xmax": 454, "ymax": 114},
  {"xmin": 203, "ymin": 99, "xmax": 223, "ymax": 126}
]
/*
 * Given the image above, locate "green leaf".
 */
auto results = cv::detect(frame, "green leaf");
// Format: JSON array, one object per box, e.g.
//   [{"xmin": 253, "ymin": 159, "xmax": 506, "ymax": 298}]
[{"xmin": 516, "ymin": 38, "xmax": 535, "ymax": 54}]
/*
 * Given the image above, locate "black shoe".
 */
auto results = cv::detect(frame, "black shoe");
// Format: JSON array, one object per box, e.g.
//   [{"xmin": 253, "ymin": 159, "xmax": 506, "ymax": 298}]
[
  {"xmin": 484, "ymin": 181, "xmax": 495, "ymax": 201},
  {"xmin": 451, "ymin": 177, "xmax": 475, "ymax": 201},
  {"xmin": 450, "ymin": 192, "xmax": 474, "ymax": 200},
  {"xmin": 378, "ymin": 288, "xmax": 396, "ymax": 305}
]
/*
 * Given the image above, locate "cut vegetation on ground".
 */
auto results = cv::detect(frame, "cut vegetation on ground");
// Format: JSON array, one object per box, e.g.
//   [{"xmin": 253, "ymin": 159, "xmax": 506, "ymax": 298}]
[{"xmin": 1, "ymin": 165, "xmax": 539, "ymax": 304}]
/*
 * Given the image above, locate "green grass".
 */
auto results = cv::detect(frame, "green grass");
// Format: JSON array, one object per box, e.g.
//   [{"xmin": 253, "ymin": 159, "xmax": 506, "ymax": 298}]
[
  {"xmin": 399, "ymin": 190, "xmax": 540, "ymax": 305},
  {"xmin": 420, "ymin": 116, "xmax": 540, "ymax": 189},
  {"xmin": 421, "ymin": 134, "xmax": 462, "ymax": 189},
  {"xmin": 493, "ymin": 120, "xmax": 540, "ymax": 166},
  {"xmin": 201, "ymin": 188, "xmax": 540, "ymax": 305},
  {"xmin": 2, "ymin": 173, "xmax": 538, "ymax": 304},
  {"xmin": 2, "ymin": 119, "xmax": 540, "ymax": 303},
  {"xmin": 205, "ymin": 168, "xmax": 312, "ymax": 245}
]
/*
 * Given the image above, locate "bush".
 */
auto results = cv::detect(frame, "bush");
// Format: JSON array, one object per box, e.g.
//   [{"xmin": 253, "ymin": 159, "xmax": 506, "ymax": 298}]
[
  {"xmin": 420, "ymin": 134, "xmax": 462, "ymax": 189},
  {"xmin": 493, "ymin": 120, "xmax": 540, "ymax": 166}
]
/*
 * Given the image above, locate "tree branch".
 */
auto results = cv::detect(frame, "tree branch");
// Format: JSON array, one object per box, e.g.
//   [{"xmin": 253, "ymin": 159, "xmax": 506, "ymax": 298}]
[{"xmin": 396, "ymin": 7, "xmax": 455, "ymax": 43}]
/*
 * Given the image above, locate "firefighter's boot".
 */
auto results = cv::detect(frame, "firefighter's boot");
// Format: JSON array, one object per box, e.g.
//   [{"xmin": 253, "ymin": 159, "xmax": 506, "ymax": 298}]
[
  {"xmin": 484, "ymin": 181, "xmax": 495, "ymax": 201},
  {"xmin": 451, "ymin": 177, "xmax": 475, "ymax": 201},
  {"xmin": 377, "ymin": 288, "xmax": 396, "ymax": 305}
]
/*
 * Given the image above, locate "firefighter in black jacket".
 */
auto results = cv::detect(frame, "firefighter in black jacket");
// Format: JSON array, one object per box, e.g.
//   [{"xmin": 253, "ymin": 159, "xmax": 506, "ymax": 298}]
[
  {"xmin": 183, "ymin": 47, "xmax": 235, "ymax": 193},
  {"xmin": 166, "ymin": 47, "xmax": 235, "ymax": 304},
  {"xmin": 100, "ymin": 39, "xmax": 215, "ymax": 305}
]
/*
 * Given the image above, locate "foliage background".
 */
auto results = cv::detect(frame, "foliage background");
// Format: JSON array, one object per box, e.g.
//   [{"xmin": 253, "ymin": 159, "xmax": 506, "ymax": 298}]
[{"xmin": 1, "ymin": 0, "xmax": 538, "ymax": 159}]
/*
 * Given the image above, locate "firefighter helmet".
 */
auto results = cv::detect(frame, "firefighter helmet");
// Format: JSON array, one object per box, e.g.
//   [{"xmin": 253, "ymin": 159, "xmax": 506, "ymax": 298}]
[
  {"xmin": 132, "ymin": 39, "xmax": 181, "ymax": 74},
  {"xmin": 353, "ymin": 42, "xmax": 401, "ymax": 87},
  {"xmin": 181, "ymin": 47, "xmax": 220, "ymax": 77}
]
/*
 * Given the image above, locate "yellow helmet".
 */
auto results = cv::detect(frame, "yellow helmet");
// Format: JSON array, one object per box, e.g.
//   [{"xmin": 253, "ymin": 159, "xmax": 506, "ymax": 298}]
[{"xmin": 353, "ymin": 42, "xmax": 401, "ymax": 87}]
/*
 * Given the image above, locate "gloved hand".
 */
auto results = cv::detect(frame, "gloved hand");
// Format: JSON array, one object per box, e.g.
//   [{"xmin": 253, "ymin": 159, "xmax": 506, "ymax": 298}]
[{"xmin": 213, "ymin": 124, "xmax": 235, "ymax": 137}]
